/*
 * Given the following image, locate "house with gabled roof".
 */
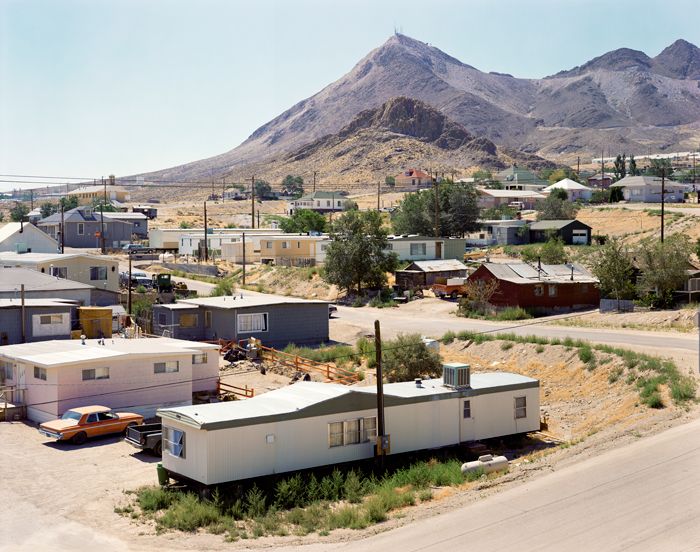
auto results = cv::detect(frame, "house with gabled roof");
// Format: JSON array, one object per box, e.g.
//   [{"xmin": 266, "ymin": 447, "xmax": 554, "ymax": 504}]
[
  {"xmin": 529, "ymin": 219, "xmax": 592, "ymax": 245},
  {"xmin": 610, "ymin": 175, "xmax": 686, "ymax": 203},
  {"xmin": 37, "ymin": 206, "xmax": 134, "ymax": 248},
  {"xmin": 394, "ymin": 168, "xmax": 432, "ymax": 188},
  {"xmin": 0, "ymin": 222, "xmax": 59, "ymax": 254},
  {"xmin": 544, "ymin": 179, "xmax": 593, "ymax": 202},
  {"xmin": 495, "ymin": 165, "xmax": 549, "ymax": 190}
]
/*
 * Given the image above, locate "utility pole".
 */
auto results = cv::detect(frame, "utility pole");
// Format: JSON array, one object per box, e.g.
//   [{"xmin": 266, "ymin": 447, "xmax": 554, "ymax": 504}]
[
  {"xmin": 433, "ymin": 174, "xmax": 440, "ymax": 238},
  {"xmin": 257, "ymin": 211, "xmax": 260, "ymax": 228},
  {"xmin": 221, "ymin": 178, "xmax": 226, "ymax": 203},
  {"xmin": 601, "ymin": 149, "xmax": 605, "ymax": 185},
  {"xmin": 313, "ymin": 171, "xmax": 317, "ymax": 192},
  {"xmin": 660, "ymin": 168, "xmax": 666, "ymax": 243},
  {"xmin": 20, "ymin": 284, "xmax": 26, "ymax": 343},
  {"xmin": 251, "ymin": 175, "xmax": 256, "ymax": 229},
  {"xmin": 203, "ymin": 201, "xmax": 209, "ymax": 262},
  {"xmin": 577, "ymin": 156, "xmax": 580, "ymax": 180},
  {"xmin": 242, "ymin": 232, "xmax": 246, "ymax": 286},
  {"xmin": 100, "ymin": 177, "xmax": 106, "ymax": 254},
  {"xmin": 374, "ymin": 320, "xmax": 387, "ymax": 468},
  {"xmin": 127, "ymin": 252, "xmax": 132, "ymax": 316},
  {"xmin": 30, "ymin": 190, "xmax": 33, "ymax": 211},
  {"xmin": 60, "ymin": 204, "xmax": 65, "ymax": 253},
  {"xmin": 377, "ymin": 180, "xmax": 381, "ymax": 211}
]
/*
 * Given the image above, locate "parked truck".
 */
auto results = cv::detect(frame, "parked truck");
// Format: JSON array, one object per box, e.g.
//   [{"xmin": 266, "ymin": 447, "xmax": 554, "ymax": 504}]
[
  {"xmin": 431, "ymin": 277, "xmax": 468, "ymax": 299},
  {"xmin": 125, "ymin": 423, "xmax": 162, "ymax": 456}
]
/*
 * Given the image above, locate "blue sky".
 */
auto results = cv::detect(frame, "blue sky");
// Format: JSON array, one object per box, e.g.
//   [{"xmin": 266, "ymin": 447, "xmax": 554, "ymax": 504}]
[{"xmin": 1, "ymin": 0, "xmax": 698, "ymax": 187}]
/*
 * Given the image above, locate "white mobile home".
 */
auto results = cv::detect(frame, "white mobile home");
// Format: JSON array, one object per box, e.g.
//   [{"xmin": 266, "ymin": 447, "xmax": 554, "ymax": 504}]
[{"xmin": 158, "ymin": 365, "xmax": 540, "ymax": 485}]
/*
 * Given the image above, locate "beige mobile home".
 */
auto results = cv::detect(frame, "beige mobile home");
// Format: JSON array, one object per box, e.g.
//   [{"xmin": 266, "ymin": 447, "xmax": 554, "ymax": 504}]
[
  {"xmin": 0, "ymin": 337, "xmax": 219, "ymax": 423},
  {"xmin": 0, "ymin": 252, "xmax": 120, "ymax": 295},
  {"xmin": 259, "ymin": 235, "xmax": 330, "ymax": 266},
  {"xmin": 158, "ymin": 365, "xmax": 540, "ymax": 485}
]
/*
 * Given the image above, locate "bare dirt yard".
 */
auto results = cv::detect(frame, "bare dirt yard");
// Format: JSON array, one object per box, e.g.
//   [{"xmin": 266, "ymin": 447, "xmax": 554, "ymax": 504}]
[{"xmin": 548, "ymin": 307, "xmax": 698, "ymax": 333}]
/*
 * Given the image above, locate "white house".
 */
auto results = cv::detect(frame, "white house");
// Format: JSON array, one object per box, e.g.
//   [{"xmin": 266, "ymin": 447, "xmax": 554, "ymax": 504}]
[
  {"xmin": 157, "ymin": 364, "xmax": 540, "ymax": 485},
  {"xmin": 544, "ymin": 179, "xmax": 593, "ymax": 202},
  {"xmin": 477, "ymin": 189, "xmax": 545, "ymax": 210},
  {"xmin": 385, "ymin": 235, "xmax": 468, "ymax": 261},
  {"xmin": 0, "ymin": 222, "xmax": 59, "ymax": 254},
  {"xmin": 287, "ymin": 191, "xmax": 347, "ymax": 215},
  {"xmin": 610, "ymin": 175, "xmax": 687, "ymax": 203},
  {"xmin": 0, "ymin": 337, "xmax": 220, "ymax": 423}
]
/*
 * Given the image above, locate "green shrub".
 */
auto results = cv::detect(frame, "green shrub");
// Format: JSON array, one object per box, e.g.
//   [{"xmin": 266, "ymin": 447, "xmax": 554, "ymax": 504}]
[
  {"xmin": 135, "ymin": 284, "xmax": 147, "ymax": 294},
  {"xmin": 578, "ymin": 346, "xmax": 594, "ymax": 364},
  {"xmin": 137, "ymin": 486, "xmax": 176, "ymax": 512},
  {"xmin": 608, "ymin": 367, "xmax": 623, "ymax": 383},
  {"xmin": 493, "ymin": 307, "xmax": 532, "ymax": 321},
  {"xmin": 670, "ymin": 377, "xmax": 696, "ymax": 403},
  {"xmin": 643, "ymin": 392, "xmax": 664, "ymax": 408},
  {"xmin": 275, "ymin": 474, "xmax": 306, "ymax": 510},
  {"xmin": 535, "ymin": 345, "xmax": 545, "ymax": 354},
  {"xmin": 158, "ymin": 493, "xmax": 221, "ymax": 532},
  {"xmin": 441, "ymin": 330, "xmax": 457, "ymax": 344},
  {"xmin": 245, "ymin": 485, "xmax": 267, "ymax": 518},
  {"xmin": 500, "ymin": 341, "xmax": 513, "ymax": 351},
  {"xmin": 327, "ymin": 506, "xmax": 367, "ymax": 530},
  {"xmin": 343, "ymin": 470, "xmax": 364, "ymax": 504}
]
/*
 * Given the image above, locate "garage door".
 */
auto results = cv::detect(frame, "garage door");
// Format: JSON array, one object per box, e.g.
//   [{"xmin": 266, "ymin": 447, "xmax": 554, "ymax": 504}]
[{"xmin": 572, "ymin": 229, "xmax": 588, "ymax": 244}]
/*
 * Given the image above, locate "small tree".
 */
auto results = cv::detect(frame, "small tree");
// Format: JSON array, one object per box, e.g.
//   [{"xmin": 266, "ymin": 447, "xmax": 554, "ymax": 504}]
[
  {"xmin": 391, "ymin": 191, "xmax": 433, "ymax": 235},
  {"xmin": 539, "ymin": 238, "xmax": 568, "ymax": 264},
  {"xmin": 589, "ymin": 237, "xmax": 636, "ymax": 302},
  {"xmin": 609, "ymin": 186, "xmax": 624, "ymax": 202},
  {"xmin": 323, "ymin": 210, "xmax": 398, "ymax": 295},
  {"xmin": 279, "ymin": 209, "xmax": 326, "ymax": 234},
  {"xmin": 537, "ymin": 194, "xmax": 578, "ymax": 220},
  {"xmin": 59, "ymin": 196, "xmax": 79, "ymax": 210},
  {"xmin": 40, "ymin": 202, "xmax": 58, "ymax": 218},
  {"xmin": 628, "ymin": 155, "xmax": 640, "ymax": 176},
  {"xmin": 472, "ymin": 169, "xmax": 492, "ymax": 182},
  {"xmin": 382, "ymin": 333, "xmax": 442, "ymax": 383},
  {"xmin": 281, "ymin": 175, "xmax": 304, "ymax": 198},
  {"xmin": 613, "ymin": 154, "xmax": 627, "ymax": 181},
  {"xmin": 254, "ymin": 180, "xmax": 273, "ymax": 199},
  {"xmin": 636, "ymin": 234, "xmax": 691, "ymax": 307},
  {"xmin": 458, "ymin": 279, "xmax": 499, "ymax": 316},
  {"xmin": 384, "ymin": 176, "xmax": 396, "ymax": 187},
  {"xmin": 10, "ymin": 203, "xmax": 29, "ymax": 222},
  {"xmin": 343, "ymin": 199, "xmax": 359, "ymax": 211},
  {"xmin": 647, "ymin": 158, "xmax": 673, "ymax": 178},
  {"xmin": 91, "ymin": 198, "xmax": 117, "ymax": 212}
]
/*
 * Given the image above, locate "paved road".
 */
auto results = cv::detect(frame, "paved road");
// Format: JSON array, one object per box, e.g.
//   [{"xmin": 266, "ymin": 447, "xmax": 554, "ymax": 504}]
[
  {"xmin": 595, "ymin": 203, "xmax": 700, "ymax": 216},
  {"xmin": 334, "ymin": 304, "xmax": 699, "ymax": 362},
  {"xmin": 279, "ymin": 416, "xmax": 700, "ymax": 552}
]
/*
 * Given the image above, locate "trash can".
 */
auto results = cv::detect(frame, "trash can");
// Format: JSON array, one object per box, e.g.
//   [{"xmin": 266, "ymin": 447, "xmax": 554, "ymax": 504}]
[{"xmin": 157, "ymin": 463, "xmax": 169, "ymax": 486}]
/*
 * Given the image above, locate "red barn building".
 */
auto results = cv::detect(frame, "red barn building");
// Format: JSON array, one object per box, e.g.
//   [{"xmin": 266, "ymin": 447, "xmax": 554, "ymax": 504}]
[{"xmin": 469, "ymin": 262, "xmax": 599, "ymax": 312}]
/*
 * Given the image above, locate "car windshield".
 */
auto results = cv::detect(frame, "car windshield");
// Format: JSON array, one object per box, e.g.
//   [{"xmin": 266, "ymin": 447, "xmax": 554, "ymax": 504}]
[{"xmin": 61, "ymin": 411, "xmax": 82, "ymax": 421}]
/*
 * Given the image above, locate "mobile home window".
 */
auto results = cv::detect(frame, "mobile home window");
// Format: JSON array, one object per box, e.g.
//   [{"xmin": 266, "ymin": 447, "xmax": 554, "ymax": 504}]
[
  {"xmin": 192, "ymin": 353, "xmax": 208, "ymax": 364},
  {"xmin": 362, "ymin": 417, "xmax": 377, "ymax": 442},
  {"xmin": 50, "ymin": 266, "xmax": 67, "ymax": 279},
  {"xmin": 237, "ymin": 313, "xmax": 268, "ymax": 333},
  {"xmin": 548, "ymin": 285, "xmax": 557, "ymax": 297},
  {"xmin": 90, "ymin": 266, "xmax": 107, "ymax": 281},
  {"xmin": 328, "ymin": 422, "xmax": 344, "ymax": 447},
  {"xmin": 40, "ymin": 314, "xmax": 64, "ymax": 325},
  {"xmin": 82, "ymin": 367, "xmax": 110, "ymax": 381},
  {"xmin": 410, "ymin": 243, "xmax": 426, "ymax": 256},
  {"xmin": 534, "ymin": 284, "xmax": 544, "ymax": 296},
  {"xmin": 180, "ymin": 314, "xmax": 198, "ymax": 328},
  {"xmin": 344, "ymin": 419, "xmax": 360, "ymax": 445},
  {"xmin": 204, "ymin": 311, "xmax": 212, "ymax": 328},
  {"xmin": 154, "ymin": 361, "xmax": 179, "ymax": 374},
  {"xmin": 77, "ymin": 223, "xmax": 84, "ymax": 235},
  {"xmin": 515, "ymin": 396, "xmax": 527, "ymax": 419},
  {"xmin": 0, "ymin": 361, "xmax": 13, "ymax": 381},
  {"xmin": 34, "ymin": 366, "xmax": 47, "ymax": 381},
  {"xmin": 265, "ymin": 241, "xmax": 272, "ymax": 249},
  {"xmin": 463, "ymin": 400, "xmax": 471, "ymax": 419},
  {"xmin": 163, "ymin": 426, "xmax": 186, "ymax": 458},
  {"xmin": 282, "ymin": 241, "xmax": 289, "ymax": 249},
  {"xmin": 158, "ymin": 313, "xmax": 167, "ymax": 326}
]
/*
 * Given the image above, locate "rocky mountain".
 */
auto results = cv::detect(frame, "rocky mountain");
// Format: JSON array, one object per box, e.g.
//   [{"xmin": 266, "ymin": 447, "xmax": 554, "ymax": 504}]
[
  {"xmin": 142, "ymin": 35, "xmax": 700, "ymax": 185},
  {"xmin": 235, "ymin": 97, "xmax": 555, "ymax": 189}
]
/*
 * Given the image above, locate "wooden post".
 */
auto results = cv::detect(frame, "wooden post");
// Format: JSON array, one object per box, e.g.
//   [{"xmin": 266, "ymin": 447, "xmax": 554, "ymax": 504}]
[
  {"xmin": 374, "ymin": 320, "xmax": 386, "ymax": 466},
  {"xmin": 127, "ymin": 252, "xmax": 132, "ymax": 316},
  {"xmin": 203, "ymin": 201, "xmax": 209, "ymax": 262},
  {"xmin": 251, "ymin": 175, "xmax": 256, "ymax": 229},
  {"xmin": 242, "ymin": 232, "xmax": 246, "ymax": 285},
  {"xmin": 661, "ymin": 168, "xmax": 666, "ymax": 243},
  {"xmin": 20, "ymin": 284, "xmax": 26, "ymax": 344}
]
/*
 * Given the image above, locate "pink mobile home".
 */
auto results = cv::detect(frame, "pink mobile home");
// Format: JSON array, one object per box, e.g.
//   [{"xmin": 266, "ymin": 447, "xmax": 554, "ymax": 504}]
[{"xmin": 0, "ymin": 337, "xmax": 219, "ymax": 423}]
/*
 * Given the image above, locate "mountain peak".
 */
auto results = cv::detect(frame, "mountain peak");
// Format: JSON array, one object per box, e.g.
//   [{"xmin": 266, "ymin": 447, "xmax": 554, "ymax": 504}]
[
  {"xmin": 552, "ymin": 47, "xmax": 651, "ymax": 77},
  {"xmin": 653, "ymin": 39, "xmax": 700, "ymax": 79}
]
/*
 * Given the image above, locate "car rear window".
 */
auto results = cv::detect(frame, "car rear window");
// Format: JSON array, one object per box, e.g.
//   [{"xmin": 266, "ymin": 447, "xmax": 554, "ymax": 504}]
[{"xmin": 61, "ymin": 411, "xmax": 81, "ymax": 421}]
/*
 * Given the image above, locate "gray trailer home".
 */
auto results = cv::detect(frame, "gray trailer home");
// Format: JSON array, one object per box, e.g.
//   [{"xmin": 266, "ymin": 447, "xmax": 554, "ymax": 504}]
[
  {"xmin": 158, "ymin": 364, "xmax": 540, "ymax": 485},
  {"xmin": 152, "ymin": 294, "xmax": 330, "ymax": 347},
  {"xmin": 0, "ymin": 299, "xmax": 75, "ymax": 345}
]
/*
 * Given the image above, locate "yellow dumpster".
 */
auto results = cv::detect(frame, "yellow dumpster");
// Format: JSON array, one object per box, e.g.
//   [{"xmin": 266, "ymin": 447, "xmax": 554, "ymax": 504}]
[{"xmin": 78, "ymin": 307, "xmax": 113, "ymax": 338}]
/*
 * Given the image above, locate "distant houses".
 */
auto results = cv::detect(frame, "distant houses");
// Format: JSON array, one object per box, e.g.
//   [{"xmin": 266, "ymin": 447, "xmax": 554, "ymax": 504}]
[
  {"xmin": 610, "ymin": 175, "xmax": 686, "ymax": 203},
  {"xmin": 385, "ymin": 235, "xmax": 467, "ymax": 261},
  {"xmin": 587, "ymin": 173, "xmax": 613, "ymax": 189},
  {"xmin": 65, "ymin": 185, "xmax": 131, "ymax": 205},
  {"xmin": 495, "ymin": 166, "xmax": 549, "ymax": 190},
  {"xmin": 395, "ymin": 259, "xmax": 468, "ymax": 290},
  {"xmin": 477, "ymin": 189, "xmax": 545, "ymax": 210},
  {"xmin": 469, "ymin": 262, "xmax": 599, "ymax": 312}
]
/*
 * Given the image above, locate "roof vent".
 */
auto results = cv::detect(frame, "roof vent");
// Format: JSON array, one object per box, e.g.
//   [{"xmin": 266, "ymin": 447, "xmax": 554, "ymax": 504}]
[
  {"xmin": 415, "ymin": 377, "xmax": 422, "ymax": 387},
  {"xmin": 80, "ymin": 334, "xmax": 86, "ymax": 345},
  {"xmin": 443, "ymin": 363, "xmax": 470, "ymax": 388}
]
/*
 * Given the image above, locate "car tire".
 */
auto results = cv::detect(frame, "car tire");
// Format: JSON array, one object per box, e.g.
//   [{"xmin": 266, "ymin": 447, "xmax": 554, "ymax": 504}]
[
  {"xmin": 71, "ymin": 431, "xmax": 87, "ymax": 445},
  {"xmin": 450, "ymin": 291, "xmax": 458, "ymax": 300},
  {"xmin": 152, "ymin": 441, "xmax": 162, "ymax": 457}
]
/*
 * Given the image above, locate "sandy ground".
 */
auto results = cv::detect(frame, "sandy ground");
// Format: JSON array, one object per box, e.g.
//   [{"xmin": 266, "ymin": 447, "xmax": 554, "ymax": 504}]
[{"xmin": 549, "ymin": 307, "xmax": 698, "ymax": 333}]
